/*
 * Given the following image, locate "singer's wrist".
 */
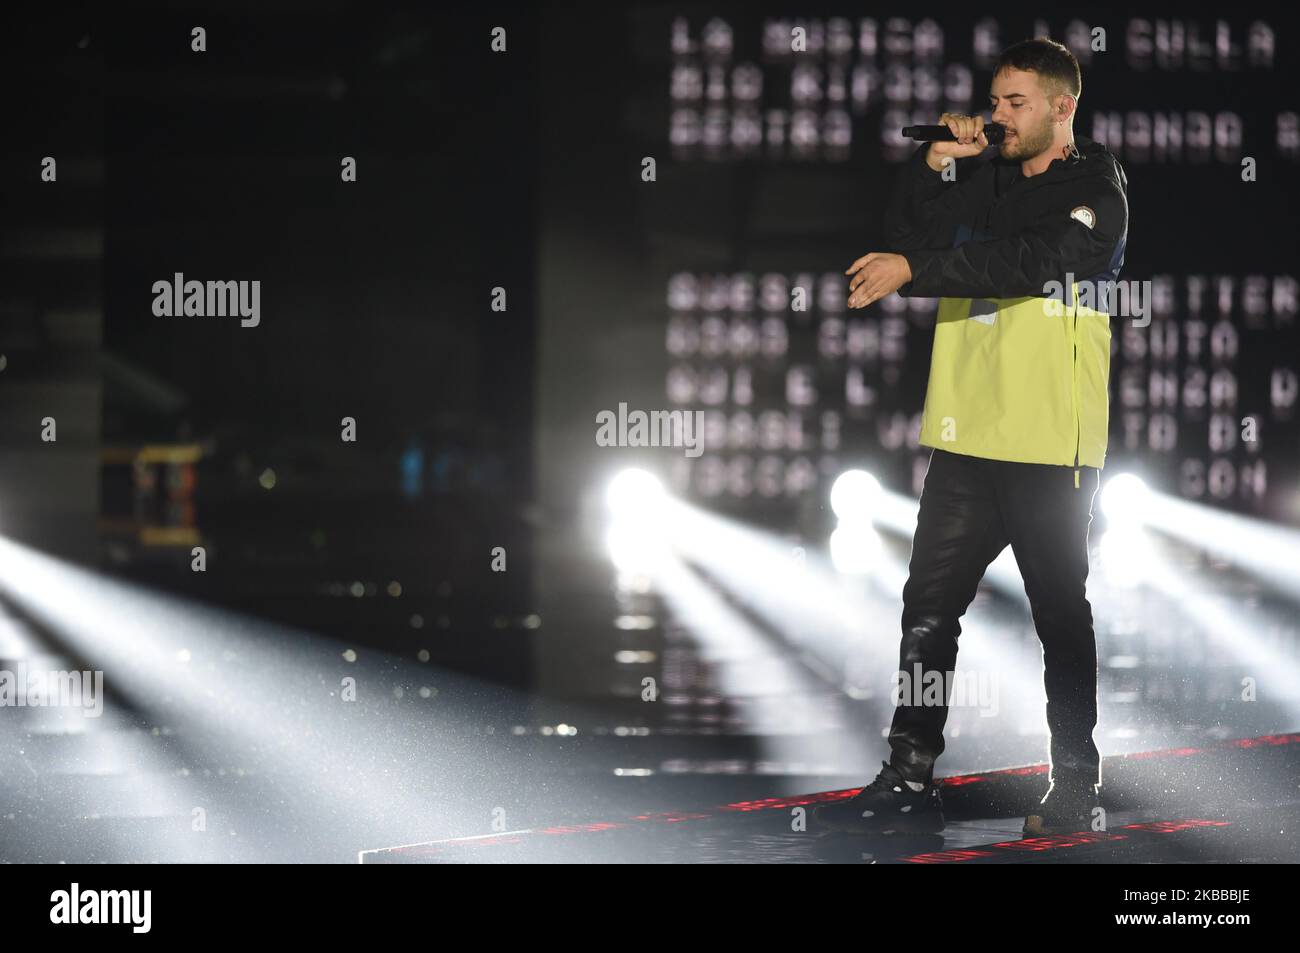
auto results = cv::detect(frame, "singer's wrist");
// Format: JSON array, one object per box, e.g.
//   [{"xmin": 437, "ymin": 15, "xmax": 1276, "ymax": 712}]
[{"xmin": 924, "ymin": 146, "xmax": 949, "ymax": 174}]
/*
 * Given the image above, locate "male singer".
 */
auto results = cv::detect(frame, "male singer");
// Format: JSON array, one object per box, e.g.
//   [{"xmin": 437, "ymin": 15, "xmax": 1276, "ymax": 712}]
[{"xmin": 815, "ymin": 37, "xmax": 1129, "ymax": 837}]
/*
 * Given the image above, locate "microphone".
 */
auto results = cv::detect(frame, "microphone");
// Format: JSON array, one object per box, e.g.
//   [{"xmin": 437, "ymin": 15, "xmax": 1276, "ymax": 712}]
[{"xmin": 902, "ymin": 122, "xmax": 1006, "ymax": 145}]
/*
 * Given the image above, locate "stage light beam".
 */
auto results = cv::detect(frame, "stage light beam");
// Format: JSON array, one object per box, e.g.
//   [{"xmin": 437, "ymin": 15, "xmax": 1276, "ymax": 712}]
[
  {"xmin": 830, "ymin": 469, "xmax": 883, "ymax": 524},
  {"xmin": 606, "ymin": 468, "xmax": 666, "ymax": 519},
  {"xmin": 1101, "ymin": 473, "xmax": 1151, "ymax": 526}
]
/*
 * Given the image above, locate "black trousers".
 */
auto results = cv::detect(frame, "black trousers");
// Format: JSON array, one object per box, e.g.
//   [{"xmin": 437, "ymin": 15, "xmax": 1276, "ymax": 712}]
[{"xmin": 888, "ymin": 447, "xmax": 1102, "ymax": 788}]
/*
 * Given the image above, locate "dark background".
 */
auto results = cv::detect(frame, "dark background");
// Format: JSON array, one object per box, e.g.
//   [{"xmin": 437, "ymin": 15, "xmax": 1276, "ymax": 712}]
[{"xmin": 4, "ymin": 2, "xmax": 541, "ymax": 686}]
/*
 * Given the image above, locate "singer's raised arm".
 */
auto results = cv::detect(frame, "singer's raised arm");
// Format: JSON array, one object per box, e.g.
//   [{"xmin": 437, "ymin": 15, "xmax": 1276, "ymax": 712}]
[
  {"xmin": 897, "ymin": 174, "xmax": 1128, "ymax": 300},
  {"xmin": 882, "ymin": 143, "xmax": 989, "ymax": 252}
]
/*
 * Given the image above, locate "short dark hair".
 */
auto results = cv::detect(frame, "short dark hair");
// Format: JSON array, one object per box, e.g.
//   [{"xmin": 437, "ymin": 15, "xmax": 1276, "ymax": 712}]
[{"xmin": 995, "ymin": 37, "xmax": 1081, "ymax": 99}]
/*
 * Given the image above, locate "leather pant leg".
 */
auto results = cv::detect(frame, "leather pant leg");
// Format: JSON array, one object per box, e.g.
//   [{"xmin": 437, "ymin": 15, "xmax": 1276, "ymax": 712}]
[
  {"xmin": 888, "ymin": 448, "xmax": 1009, "ymax": 785},
  {"xmin": 994, "ymin": 460, "xmax": 1102, "ymax": 788}
]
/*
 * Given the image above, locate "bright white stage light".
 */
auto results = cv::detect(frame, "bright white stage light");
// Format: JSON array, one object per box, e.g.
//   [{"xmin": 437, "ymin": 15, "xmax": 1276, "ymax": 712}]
[
  {"xmin": 829, "ymin": 523, "xmax": 883, "ymax": 575},
  {"xmin": 1098, "ymin": 526, "xmax": 1154, "ymax": 588},
  {"xmin": 830, "ymin": 470, "xmax": 883, "ymax": 523},
  {"xmin": 604, "ymin": 469, "xmax": 673, "ymax": 574},
  {"xmin": 606, "ymin": 520, "xmax": 671, "ymax": 575},
  {"xmin": 606, "ymin": 468, "xmax": 666, "ymax": 518},
  {"xmin": 1100, "ymin": 473, "xmax": 1151, "ymax": 525}
]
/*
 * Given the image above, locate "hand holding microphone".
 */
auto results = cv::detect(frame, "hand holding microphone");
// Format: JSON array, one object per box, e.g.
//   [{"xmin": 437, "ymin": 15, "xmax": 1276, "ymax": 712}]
[
  {"xmin": 905, "ymin": 114, "xmax": 1002, "ymax": 171},
  {"xmin": 843, "ymin": 114, "xmax": 1003, "ymax": 309}
]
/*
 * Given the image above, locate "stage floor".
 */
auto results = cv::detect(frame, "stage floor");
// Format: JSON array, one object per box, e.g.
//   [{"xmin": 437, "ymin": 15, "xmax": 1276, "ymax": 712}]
[{"xmin": 361, "ymin": 732, "xmax": 1300, "ymax": 863}]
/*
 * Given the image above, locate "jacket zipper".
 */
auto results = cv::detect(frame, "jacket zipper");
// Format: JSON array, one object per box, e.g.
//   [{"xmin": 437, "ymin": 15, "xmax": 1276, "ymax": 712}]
[{"xmin": 1071, "ymin": 283, "xmax": 1081, "ymax": 489}]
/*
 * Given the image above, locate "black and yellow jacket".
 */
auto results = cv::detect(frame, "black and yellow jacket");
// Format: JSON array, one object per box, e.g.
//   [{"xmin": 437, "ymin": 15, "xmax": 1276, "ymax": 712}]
[{"xmin": 885, "ymin": 135, "xmax": 1129, "ymax": 483}]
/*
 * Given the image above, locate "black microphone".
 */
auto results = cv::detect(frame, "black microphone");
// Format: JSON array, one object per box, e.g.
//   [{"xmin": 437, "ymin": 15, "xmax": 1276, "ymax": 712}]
[{"xmin": 902, "ymin": 122, "xmax": 1006, "ymax": 145}]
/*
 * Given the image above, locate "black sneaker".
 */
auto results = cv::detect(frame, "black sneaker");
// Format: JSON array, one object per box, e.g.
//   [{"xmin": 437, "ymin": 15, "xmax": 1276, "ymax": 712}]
[
  {"xmin": 814, "ymin": 761, "xmax": 944, "ymax": 834},
  {"xmin": 1022, "ymin": 777, "xmax": 1102, "ymax": 836}
]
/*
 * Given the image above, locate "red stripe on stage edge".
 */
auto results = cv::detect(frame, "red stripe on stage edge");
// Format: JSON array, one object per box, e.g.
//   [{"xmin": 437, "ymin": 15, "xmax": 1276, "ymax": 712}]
[{"xmin": 902, "ymin": 819, "xmax": 1231, "ymax": 863}]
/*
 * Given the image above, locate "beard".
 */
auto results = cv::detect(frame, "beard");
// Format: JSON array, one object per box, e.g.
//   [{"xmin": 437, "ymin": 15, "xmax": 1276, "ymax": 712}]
[{"xmin": 998, "ymin": 115, "xmax": 1055, "ymax": 161}]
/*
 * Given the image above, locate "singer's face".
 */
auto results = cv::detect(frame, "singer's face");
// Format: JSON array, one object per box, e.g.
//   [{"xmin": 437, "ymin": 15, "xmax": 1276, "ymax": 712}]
[{"xmin": 989, "ymin": 67, "xmax": 1056, "ymax": 160}]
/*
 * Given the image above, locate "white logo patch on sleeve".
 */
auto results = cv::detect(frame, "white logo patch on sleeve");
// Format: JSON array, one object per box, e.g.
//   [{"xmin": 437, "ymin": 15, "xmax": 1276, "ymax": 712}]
[{"xmin": 1070, "ymin": 205, "xmax": 1096, "ymax": 229}]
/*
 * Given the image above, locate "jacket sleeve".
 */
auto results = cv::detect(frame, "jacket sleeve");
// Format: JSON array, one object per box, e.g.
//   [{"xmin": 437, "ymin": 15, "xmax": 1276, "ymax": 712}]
[
  {"xmin": 899, "ymin": 175, "xmax": 1128, "ymax": 299},
  {"xmin": 883, "ymin": 144, "xmax": 987, "ymax": 252}
]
